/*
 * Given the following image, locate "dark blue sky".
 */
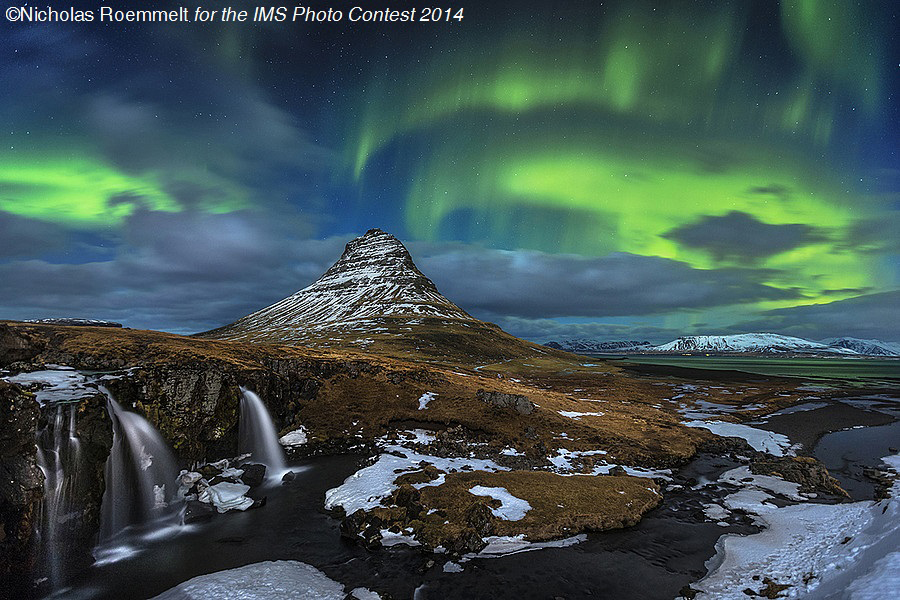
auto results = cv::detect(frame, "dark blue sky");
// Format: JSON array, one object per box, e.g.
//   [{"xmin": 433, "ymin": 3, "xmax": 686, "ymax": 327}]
[{"xmin": 1, "ymin": 1, "xmax": 898, "ymax": 342}]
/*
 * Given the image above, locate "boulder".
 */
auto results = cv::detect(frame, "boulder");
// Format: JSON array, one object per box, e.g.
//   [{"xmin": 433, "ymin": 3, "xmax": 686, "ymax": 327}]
[
  {"xmin": 240, "ymin": 463, "xmax": 267, "ymax": 488},
  {"xmin": 476, "ymin": 389, "xmax": 534, "ymax": 415}
]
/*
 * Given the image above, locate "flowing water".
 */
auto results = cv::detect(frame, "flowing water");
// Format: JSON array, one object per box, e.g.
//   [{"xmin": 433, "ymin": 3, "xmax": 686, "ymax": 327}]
[
  {"xmin": 19, "ymin": 364, "xmax": 899, "ymax": 599},
  {"xmin": 238, "ymin": 388, "xmax": 288, "ymax": 480},
  {"xmin": 35, "ymin": 404, "xmax": 83, "ymax": 590},
  {"xmin": 98, "ymin": 389, "xmax": 181, "ymax": 543}
]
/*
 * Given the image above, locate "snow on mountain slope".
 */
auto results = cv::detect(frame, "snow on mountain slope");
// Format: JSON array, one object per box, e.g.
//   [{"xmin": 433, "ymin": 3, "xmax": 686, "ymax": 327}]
[
  {"xmin": 653, "ymin": 334, "xmax": 858, "ymax": 355},
  {"xmin": 544, "ymin": 340, "xmax": 653, "ymax": 353},
  {"xmin": 819, "ymin": 337, "xmax": 900, "ymax": 357},
  {"xmin": 198, "ymin": 229, "xmax": 482, "ymax": 345}
]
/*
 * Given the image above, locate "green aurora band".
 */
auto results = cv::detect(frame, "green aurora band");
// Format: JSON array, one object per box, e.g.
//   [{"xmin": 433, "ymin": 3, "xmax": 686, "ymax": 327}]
[
  {"xmin": 348, "ymin": 0, "xmax": 893, "ymax": 314},
  {"xmin": 0, "ymin": 150, "xmax": 247, "ymax": 226}
]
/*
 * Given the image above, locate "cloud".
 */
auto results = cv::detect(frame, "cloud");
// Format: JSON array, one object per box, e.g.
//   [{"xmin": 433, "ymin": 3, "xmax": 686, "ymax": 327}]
[
  {"xmin": 0, "ymin": 211, "xmax": 69, "ymax": 258},
  {"xmin": 730, "ymin": 291, "xmax": 900, "ymax": 342},
  {"xmin": 486, "ymin": 316, "xmax": 683, "ymax": 345},
  {"xmin": 0, "ymin": 209, "xmax": 350, "ymax": 333},
  {"xmin": 662, "ymin": 211, "xmax": 828, "ymax": 262},
  {"xmin": 414, "ymin": 243, "xmax": 802, "ymax": 319},
  {"xmin": 837, "ymin": 213, "xmax": 900, "ymax": 255}
]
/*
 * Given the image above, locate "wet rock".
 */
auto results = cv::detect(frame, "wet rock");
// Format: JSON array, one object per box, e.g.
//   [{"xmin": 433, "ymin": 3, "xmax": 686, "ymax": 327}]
[
  {"xmin": 240, "ymin": 463, "xmax": 267, "ymax": 488},
  {"xmin": 392, "ymin": 484, "xmax": 423, "ymax": 519},
  {"xmin": 183, "ymin": 500, "xmax": 215, "ymax": 524},
  {"xmin": 360, "ymin": 524, "xmax": 383, "ymax": 549},
  {"xmin": 608, "ymin": 466, "xmax": 627, "ymax": 476},
  {"xmin": 750, "ymin": 456, "xmax": 847, "ymax": 496},
  {"xmin": 198, "ymin": 464, "xmax": 221, "ymax": 479},
  {"xmin": 477, "ymin": 389, "xmax": 534, "ymax": 415},
  {"xmin": 862, "ymin": 467, "xmax": 898, "ymax": 500},
  {"xmin": 282, "ymin": 470, "xmax": 296, "ymax": 483},
  {"xmin": 0, "ymin": 381, "xmax": 42, "ymax": 578},
  {"xmin": 0, "ymin": 324, "xmax": 45, "ymax": 366},
  {"xmin": 449, "ymin": 527, "xmax": 487, "ymax": 555},
  {"xmin": 340, "ymin": 510, "xmax": 367, "ymax": 540},
  {"xmin": 464, "ymin": 502, "xmax": 495, "ymax": 536}
]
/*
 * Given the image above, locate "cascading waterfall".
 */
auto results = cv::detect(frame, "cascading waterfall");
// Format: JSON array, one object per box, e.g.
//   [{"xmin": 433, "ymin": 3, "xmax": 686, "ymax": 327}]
[
  {"xmin": 239, "ymin": 387, "xmax": 288, "ymax": 480},
  {"xmin": 99, "ymin": 389, "xmax": 180, "ymax": 542},
  {"xmin": 35, "ymin": 403, "xmax": 83, "ymax": 590}
]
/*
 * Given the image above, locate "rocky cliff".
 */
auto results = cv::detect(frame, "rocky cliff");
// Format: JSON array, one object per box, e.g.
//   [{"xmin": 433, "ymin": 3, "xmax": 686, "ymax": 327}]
[{"xmin": 0, "ymin": 381, "xmax": 42, "ymax": 582}]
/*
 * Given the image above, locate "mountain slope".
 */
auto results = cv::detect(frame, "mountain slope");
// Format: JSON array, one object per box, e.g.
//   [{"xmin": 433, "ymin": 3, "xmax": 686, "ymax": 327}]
[
  {"xmin": 544, "ymin": 340, "xmax": 653, "ymax": 354},
  {"xmin": 818, "ymin": 337, "xmax": 900, "ymax": 357},
  {"xmin": 197, "ymin": 229, "xmax": 552, "ymax": 363}
]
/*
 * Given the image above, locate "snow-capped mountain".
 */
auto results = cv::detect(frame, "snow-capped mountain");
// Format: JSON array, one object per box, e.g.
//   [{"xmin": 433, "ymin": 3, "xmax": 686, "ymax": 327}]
[
  {"xmin": 544, "ymin": 340, "xmax": 653, "ymax": 353},
  {"xmin": 197, "ymin": 229, "xmax": 547, "ymax": 361},
  {"xmin": 653, "ymin": 334, "xmax": 856, "ymax": 355},
  {"xmin": 200, "ymin": 229, "xmax": 474, "ymax": 343},
  {"xmin": 818, "ymin": 337, "xmax": 900, "ymax": 357}
]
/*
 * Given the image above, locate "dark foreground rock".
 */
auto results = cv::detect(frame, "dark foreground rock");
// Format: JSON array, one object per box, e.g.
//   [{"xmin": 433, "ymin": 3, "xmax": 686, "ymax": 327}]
[{"xmin": 0, "ymin": 381, "xmax": 42, "ymax": 580}]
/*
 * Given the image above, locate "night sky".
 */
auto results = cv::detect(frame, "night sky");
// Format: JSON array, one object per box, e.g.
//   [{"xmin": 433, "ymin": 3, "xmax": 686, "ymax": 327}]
[{"xmin": 1, "ymin": 0, "xmax": 898, "ymax": 343}]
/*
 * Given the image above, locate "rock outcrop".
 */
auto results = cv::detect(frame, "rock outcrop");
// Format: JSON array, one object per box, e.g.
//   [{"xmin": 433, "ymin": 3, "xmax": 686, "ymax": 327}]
[{"xmin": 0, "ymin": 381, "xmax": 42, "ymax": 580}]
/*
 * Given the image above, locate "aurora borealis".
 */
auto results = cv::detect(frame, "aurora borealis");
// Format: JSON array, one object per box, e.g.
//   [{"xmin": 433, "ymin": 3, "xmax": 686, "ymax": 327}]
[{"xmin": 1, "ymin": 0, "xmax": 898, "ymax": 342}]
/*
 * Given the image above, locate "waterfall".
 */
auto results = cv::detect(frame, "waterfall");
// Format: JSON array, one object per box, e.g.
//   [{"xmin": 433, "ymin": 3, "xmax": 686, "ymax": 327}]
[
  {"xmin": 35, "ymin": 403, "xmax": 82, "ymax": 590},
  {"xmin": 239, "ymin": 387, "xmax": 288, "ymax": 480},
  {"xmin": 99, "ymin": 389, "xmax": 180, "ymax": 542}
]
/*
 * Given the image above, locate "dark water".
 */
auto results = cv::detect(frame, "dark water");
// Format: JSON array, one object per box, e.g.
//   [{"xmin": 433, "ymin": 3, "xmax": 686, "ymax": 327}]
[
  {"xmin": 814, "ymin": 420, "xmax": 900, "ymax": 498},
  {"xmin": 33, "ymin": 357, "xmax": 900, "ymax": 599},
  {"xmin": 755, "ymin": 396, "xmax": 900, "ymax": 499},
  {"xmin": 50, "ymin": 454, "xmax": 750, "ymax": 600},
  {"xmin": 616, "ymin": 356, "xmax": 900, "ymax": 384}
]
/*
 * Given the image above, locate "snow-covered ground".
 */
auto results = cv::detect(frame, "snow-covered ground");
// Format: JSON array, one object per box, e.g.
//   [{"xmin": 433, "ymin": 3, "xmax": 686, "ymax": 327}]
[
  {"xmin": 4, "ymin": 367, "xmax": 96, "ymax": 405},
  {"xmin": 324, "ymin": 444, "xmax": 507, "ymax": 514},
  {"xmin": 693, "ymin": 455, "xmax": 900, "ymax": 599},
  {"xmin": 549, "ymin": 448, "xmax": 671, "ymax": 480},
  {"xmin": 683, "ymin": 420, "xmax": 794, "ymax": 456},
  {"xmin": 468, "ymin": 486, "xmax": 531, "ymax": 520},
  {"xmin": 151, "ymin": 560, "xmax": 357, "ymax": 599}
]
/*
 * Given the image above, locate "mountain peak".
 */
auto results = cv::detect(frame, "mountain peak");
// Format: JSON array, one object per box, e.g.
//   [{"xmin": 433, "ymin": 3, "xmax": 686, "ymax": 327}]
[{"xmin": 198, "ymin": 229, "xmax": 474, "ymax": 345}]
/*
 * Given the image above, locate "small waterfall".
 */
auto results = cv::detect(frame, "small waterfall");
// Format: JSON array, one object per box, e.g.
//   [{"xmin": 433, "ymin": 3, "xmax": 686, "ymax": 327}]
[
  {"xmin": 99, "ymin": 389, "xmax": 180, "ymax": 542},
  {"xmin": 239, "ymin": 387, "xmax": 288, "ymax": 479},
  {"xmin": 35, "ymin": 403, "xmax": 82, "ymax": 590}
]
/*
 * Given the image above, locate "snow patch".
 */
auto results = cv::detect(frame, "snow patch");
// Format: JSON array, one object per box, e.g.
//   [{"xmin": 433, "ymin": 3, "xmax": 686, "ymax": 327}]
[
  {"xmin": 470, "ymin": 534, "xmax": 587, "ymax": 557},
  {"xmin": 4, "ymin": 369, "xmax": 95, "ymax": 405},
  {"xmin": 558, "ymin": 410, "xmax": 605, "ymax": 419},
  {"xmin": 468, "ymin": 486, "xmax": 531, "ymax": 520},
  {"xmin": 279, "ymin": 427, "xmax": 309, "ymax": 447},
  {"xmin": 324, "ymin": 446, "xmax": 507, "ymax": 514},
  {"xmin": 683, "ymin": 420, "xmax": 793, "ymax": 456},
  {"xmin": 151, "ymin": 561, "xmax": 346, "ymax": 599},
  {"xmin": 417, "ymin": 392, "xmax": 436, "ymax": 410}
]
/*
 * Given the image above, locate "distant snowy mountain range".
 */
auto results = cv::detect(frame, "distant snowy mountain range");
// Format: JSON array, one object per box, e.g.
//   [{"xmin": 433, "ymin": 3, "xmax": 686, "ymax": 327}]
[{"xmin": 545, "ymin": 334, "xmax": 900, "ymax": 357}]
